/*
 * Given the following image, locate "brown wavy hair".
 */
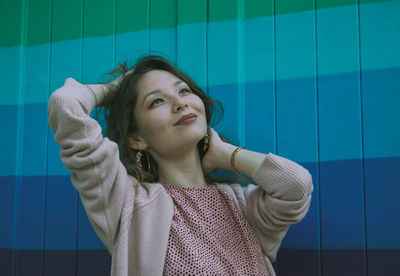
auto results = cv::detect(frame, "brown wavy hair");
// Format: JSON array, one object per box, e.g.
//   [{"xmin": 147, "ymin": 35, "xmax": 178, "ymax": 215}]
[{"xmin": 96, "ymin": 55, "xmax": 251, "ymax": 186}]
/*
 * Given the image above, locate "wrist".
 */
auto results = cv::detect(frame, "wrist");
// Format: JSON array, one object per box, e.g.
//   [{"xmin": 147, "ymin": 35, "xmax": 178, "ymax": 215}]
[
  {"xmin": 230, "ymin": 147, "xmax": 244, "ymax": 173},
  {"xmin": 87, "ymin": 84, "xmax": 107, "ymax": 106},
  {"xmin": 218, "ymin": 143, "xmax": 238, "ymax": 171},
  {"xmin": 110, "ymin": 69, "xmax": 133, "ymax": 86}
]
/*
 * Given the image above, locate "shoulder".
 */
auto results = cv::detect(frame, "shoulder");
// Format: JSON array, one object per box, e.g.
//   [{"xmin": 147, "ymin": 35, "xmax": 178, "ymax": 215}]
[
  {"xmin": 133, "ymin": 181, "xmax": 173, "ymax": 208},
  {"xmin": 215, "ymin": 183, "xmax": 259, "ymax": 219},
  {"xmin": 216, "ymin": 182, "xmax": 259, "ymax": 198}
]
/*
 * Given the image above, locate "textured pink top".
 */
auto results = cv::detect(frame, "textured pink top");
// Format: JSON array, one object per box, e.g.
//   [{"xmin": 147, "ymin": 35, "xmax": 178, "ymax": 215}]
[{"xmin": 162, "ymin": 182, "xmax": 269, "ymax": 275}]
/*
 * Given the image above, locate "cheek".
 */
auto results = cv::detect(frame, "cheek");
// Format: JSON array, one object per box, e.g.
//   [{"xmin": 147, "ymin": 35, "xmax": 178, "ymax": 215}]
[
  {"xmin": 198, "ymin": 100, "xmax": 207, "ymax": 121},
  {"xmin": 147, "ymin": 117, "xmax": 166, "ymax": 131},
  {"xmin": 192, "ymin": 96, "xmax": 206, "ymax": 112},
  {"xmin": 194, "ymin": 99, "xmax": 208, "ymax": 128},
  {"xmin": 139, "ymin": 111, "xmax": 169, "ymax": 137}
]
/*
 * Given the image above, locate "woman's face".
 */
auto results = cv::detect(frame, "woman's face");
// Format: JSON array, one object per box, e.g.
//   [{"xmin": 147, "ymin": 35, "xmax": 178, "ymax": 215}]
[{"xmin": 131, "ymin": 69, "xmax": 207, "ymax": 157}]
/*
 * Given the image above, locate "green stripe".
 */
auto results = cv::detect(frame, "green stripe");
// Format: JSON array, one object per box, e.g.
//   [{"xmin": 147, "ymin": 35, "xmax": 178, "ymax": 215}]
[
  {"xmin": 117, "ymin": 0, "xmax": 149, "ymax": 33},
  {"xmin": 0, "ymin": 0, "xmax": 393, "ymax": 47},
  {"xmin": 177, "ymin": 0, "xmax": 207, "ymax": 24},
  {"xmin": 51, "ymin": 0, "xmax": 82, "ymax": 43},
  {"xmin": 26, "ymin": 0, "xmax": 51, "ymax": 45},
  {"xmin": 0, "ymin": 0, "xmax": 24, "ymax": 46}
]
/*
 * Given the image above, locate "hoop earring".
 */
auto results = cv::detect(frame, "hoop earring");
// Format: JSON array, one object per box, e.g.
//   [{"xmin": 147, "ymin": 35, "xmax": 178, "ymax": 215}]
[
  {"xmin": 136, "ymin": 150, "xmax": 151, "ymax": 172},
  {"xmin": 203, "ymin": 132, "xmax": 209, "ymax": 152},
  {"xmin": 136, "ymin": 151, "xmax": 142, "ymax": 169}
]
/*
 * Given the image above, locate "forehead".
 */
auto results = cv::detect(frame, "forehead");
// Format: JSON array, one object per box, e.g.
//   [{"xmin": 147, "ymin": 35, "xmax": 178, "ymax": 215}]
[{"xmin": 137, "ymin": 70, "xmax": 180, "ymax": 92}]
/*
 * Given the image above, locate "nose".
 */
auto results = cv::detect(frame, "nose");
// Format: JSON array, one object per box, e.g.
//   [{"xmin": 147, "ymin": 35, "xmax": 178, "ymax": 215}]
[{"xmin": 173, "ymin": 96, "xmax": 188, "ymax": 112}]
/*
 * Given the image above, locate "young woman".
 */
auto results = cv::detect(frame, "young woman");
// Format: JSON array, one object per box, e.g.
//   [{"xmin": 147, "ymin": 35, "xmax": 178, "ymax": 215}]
[{"xmin": 48, "ymin": 55, "xmax": 313, "ymax": 276}]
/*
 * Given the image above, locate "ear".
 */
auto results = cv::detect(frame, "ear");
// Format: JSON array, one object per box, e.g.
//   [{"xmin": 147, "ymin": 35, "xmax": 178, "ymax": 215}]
[{"xmin": 128, "ymin": 133, "xmax": 148, "ymax": 151}]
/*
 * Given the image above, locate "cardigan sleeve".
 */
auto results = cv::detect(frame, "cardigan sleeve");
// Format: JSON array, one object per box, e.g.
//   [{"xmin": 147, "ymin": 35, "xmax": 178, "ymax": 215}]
[
  {"xmin": 47, "ymin": 77, "xmax": 137, "ymax": 253},
  {"xmin": 243, "ymin": 153, "xmax": 313, "ymax": 263}
]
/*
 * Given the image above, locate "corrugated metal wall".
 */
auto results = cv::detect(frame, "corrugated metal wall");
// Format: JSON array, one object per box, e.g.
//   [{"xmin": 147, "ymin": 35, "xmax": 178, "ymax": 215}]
[{"xmin": 1, "ymin": 0, "xmax": 399, "ymax": 275}]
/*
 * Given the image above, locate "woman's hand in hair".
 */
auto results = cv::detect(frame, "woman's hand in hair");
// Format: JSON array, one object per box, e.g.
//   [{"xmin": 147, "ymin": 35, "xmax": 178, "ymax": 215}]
[
  {"xmin": 87, "ymin": 69, "xmax": 134, "ymax": 106},
  {"xmin": 201, "ymin": 127, "xmax": 237, "ymax": 175},
  {"xmin": 109, "ymin": 68, "xmax": 134, "ymax": 87}
]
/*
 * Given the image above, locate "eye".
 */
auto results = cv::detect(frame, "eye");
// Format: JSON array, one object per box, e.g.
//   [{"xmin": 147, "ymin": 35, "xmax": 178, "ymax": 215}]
[
  {"xmin": 150, "ymin": 98, "xmax": 163, "ymax": 107},
  {"xmin": 149, "ymin": 88, "xmax": 191, "ymax": 108},
  {"xmin": 179, "ymin": 88, "xmax": 191, "ymax": 95}
]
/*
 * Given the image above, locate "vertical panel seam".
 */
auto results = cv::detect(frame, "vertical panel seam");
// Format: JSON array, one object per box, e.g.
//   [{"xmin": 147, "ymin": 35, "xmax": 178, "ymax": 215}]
[
  {"xmin": 176, "ymin": 0, "xmax": 179, "ymax": 67},
  {"xmin": 273, "ymin": 0, "xmax": 278, "ymax": 157},
  {"xmin": 314, "ymin": 0, "xmax": 323, "ymax": 275},
  {"xmin": 114, "ymin": 0, "xmax": 117, "ymax": 68},
  {"xmin": 14, "ymin": 0, "xmax": 28, "ymax": 274},
  {"xmin": 42, "ymin": 0, "xmax": 54, "ymax": 273},
  {"xmin": 206, "ymin": 0, "xmax": 209, "ymax": 96},
  {"xmin": 148, "ymin": 0, "xmax": 151, "ymax": 54},
  {"xmin": 175, "ymin": 0, "xmax": 178, "ymax": 63},
  {"xmin": 203, "ymin": 0, "xmax": 206, "ymax": 93},
  {"xmin": 76, "ymin": 0, "xmax": 85, "ymax": 275},
  {"xmin": 273, "ymin": 0, "xmax": 279, "ymax": 271},
  {"xmin": 357, "ymin": 0, "xmax": 368, "ymax": 275},
  {"xmin": 238, "ymin": 0, "xmax": 245, "ymax": 147}
]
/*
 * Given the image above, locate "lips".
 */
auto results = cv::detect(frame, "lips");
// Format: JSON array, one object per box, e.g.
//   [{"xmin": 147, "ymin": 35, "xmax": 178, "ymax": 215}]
[{"xmin": 174, "ymin": 113, "xmax": 197, "ymax": 126}]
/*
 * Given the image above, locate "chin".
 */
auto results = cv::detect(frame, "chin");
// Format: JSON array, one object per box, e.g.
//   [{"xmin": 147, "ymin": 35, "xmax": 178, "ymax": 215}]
[
  {"xmin": 172, "ymin": 121, "xmax": 206, "ymax": 142},
  {"xmin": 182, "ymin": 127, "xmax": 205, "ymax": 144}
]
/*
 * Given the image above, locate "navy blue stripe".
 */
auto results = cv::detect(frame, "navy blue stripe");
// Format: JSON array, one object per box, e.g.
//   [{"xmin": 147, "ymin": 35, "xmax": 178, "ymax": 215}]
[
  {"xmin": 1, "ymin": 249, "xmax": 399, "ymax": 275},
  {"xmin": 0, "ymin": 249, "xmax": 111, "ymax": 276}
]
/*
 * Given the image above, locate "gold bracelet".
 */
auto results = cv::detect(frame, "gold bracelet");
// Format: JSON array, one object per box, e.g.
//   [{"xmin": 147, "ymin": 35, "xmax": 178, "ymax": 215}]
[{"xmin": 231, "ymin": 147, "xmax": 243, "ymax": 173}]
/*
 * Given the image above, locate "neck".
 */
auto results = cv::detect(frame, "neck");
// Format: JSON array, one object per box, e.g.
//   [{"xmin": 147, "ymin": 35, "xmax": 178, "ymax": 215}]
[{"xmin": 154, "ymin": 147, "xmax": 208, "ymax": 188}]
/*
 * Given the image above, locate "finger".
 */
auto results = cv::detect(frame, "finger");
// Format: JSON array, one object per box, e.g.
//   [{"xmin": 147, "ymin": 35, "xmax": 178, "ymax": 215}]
[{"xmin": 209, "ymin": 127, "xmax": 217, "ymax": 136}]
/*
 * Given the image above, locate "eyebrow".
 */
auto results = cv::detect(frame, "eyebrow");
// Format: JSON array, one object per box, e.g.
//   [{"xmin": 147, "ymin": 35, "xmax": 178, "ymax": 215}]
[{"xmin": 142, "ymin": 80, "xmax": 184, "ymax": 105}]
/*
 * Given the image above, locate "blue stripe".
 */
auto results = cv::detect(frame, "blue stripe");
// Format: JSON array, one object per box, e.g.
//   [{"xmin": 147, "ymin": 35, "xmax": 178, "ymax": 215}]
[{"xmin": 0, "ymin": 176, "xmax": 16, "ymax": 248}]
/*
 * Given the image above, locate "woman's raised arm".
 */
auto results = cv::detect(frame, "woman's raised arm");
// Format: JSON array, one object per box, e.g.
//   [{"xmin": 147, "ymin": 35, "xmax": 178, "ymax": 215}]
[
  {"xmin": 204, "ymin": 127, "xmax": 313, "ymax": 262},
  {"xmin": 47, "ymin": 77, "xmax": 137, "ymax": 253}
]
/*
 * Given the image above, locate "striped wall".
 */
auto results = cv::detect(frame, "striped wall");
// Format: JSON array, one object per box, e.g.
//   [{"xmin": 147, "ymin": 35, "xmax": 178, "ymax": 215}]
[{"xmin": 1, "ymin": 0, "xmax": 399, "ymax": 275}]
